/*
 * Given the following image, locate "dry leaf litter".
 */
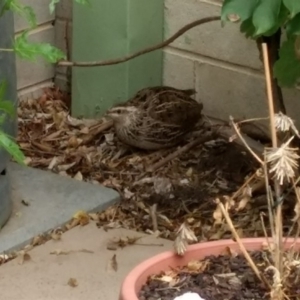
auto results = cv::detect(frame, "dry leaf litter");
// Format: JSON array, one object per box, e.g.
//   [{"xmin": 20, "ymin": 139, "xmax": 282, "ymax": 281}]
[{"xmin": 10, "ymin": 87, "xmax": 296, "ymax": 261}]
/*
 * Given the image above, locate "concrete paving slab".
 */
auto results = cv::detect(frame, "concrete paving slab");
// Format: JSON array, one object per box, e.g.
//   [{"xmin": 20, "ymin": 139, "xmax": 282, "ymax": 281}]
[
  {"xmin": 0, "ymin": 163, "xmax": 120, "ymax": 253},
  {"xmin": 0, "ymin": 226, "xmax": 173, "ymax": 300}
]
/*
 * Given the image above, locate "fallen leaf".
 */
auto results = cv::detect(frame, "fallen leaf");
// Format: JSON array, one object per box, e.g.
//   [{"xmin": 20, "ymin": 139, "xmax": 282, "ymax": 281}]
[
  {"xmin": 124, "ymin": 188, "xmax": 134, "ymax": 199},
  {"xmin": 106, "ymin": 242, "xmax": 118, "ymax": 251},
  {"xmin": 67, "ymin": 278, "xmax": 78, "ymax": 287},
  {"xmin": 73, "ymin": 210, "xmax": 90, "ymax": 226},
  {"xmin": 67, "ymin": 136, "xmax": 81, "ymax": 148},
  {"xmin": 107, "ymin": 254, "xmax": 118, "ymax": 272},
  {"xmin": 153, "ymin": 177, "xmax": 172, "ymax": 195},
  {"xmin": 88, "ymin": 213, "xmax": 99, "ymax": 221},
  {"xmin": 222, "ymin": 246, "xmax": 238, "ymax": 257},
  {"xmin": 73, "ymin": 171, "xmax": 83, "ymax": 181},
  {"xmin": 21, "ymin": 199, "xmax": 30, "ymax": 206},
  {"xmin": 18, "ymin": 251, "xmax": 31, "ymax": 265},
  {"xmin": 50, "ymin": 249, "xmax": 70, "ymax": 255},
  {"xmin": 48, "ymin": 156, "xmax": 58, "ymax": 170},
  {"xmin": 213, "ymin": 202, "xmax": 223, "ymax": 225},
  {"xmin": 57, "ymin": 162, "xmax": 76, "ymax": 172},
  {"xmin": 32, "ymin": 235, "xmax": 47, "ymax": 246}
]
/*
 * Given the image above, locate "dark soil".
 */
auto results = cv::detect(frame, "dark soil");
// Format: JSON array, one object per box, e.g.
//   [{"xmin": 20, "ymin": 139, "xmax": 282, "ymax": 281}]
[{"xmin": 139, "ymin": 250, "xmax": 300, "ymax": 300}]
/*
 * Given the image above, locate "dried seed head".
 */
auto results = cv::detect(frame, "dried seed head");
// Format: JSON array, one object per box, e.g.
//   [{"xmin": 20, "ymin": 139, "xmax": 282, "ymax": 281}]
[
  {"xmin": 174, "ymin": 223, "xmax": 197, "ymax": 256},
  {"xmin": 274, "ymin": 112, "xmax": 300, "ymax": 137},
  {"xmin": 265, "ymin": 137, "xmax": 300, "ymax": 185},
  {"xmin": 174, "ymin": 236, "xmax": 188, "ymax": 256},
  {"xmin": 176, "ymin": 222, "xmax": 198, "ymax": 242}
]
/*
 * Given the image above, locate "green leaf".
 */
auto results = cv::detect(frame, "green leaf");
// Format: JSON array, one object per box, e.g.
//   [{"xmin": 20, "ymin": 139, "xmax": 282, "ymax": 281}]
[
  {"xmin": 50, "ymin": 0, "xmax": 89, "ymax": 14},
  {"xmin": 240, "ymin": 18, "xmax": 256, "ymax": 38},
  {"xmin": 252, "ymin": 0, "xmax": 282, "ymax": 36},
  {"xmin": 221, "ymin": 0, "xmax": 259, "ymax": 22},
  {"xmin": 0, "ymin": 81, "xmax": 14, "ymax": 117},
  {"xmin": 283, "ymin": 0, "xmax": 300, "ymax": 17},
  {"xmin": 274, "ymin": 36, "xmax": 300, "ymax": 87},
  {"xmin": 0, "ymin": 81, "xmax": 7, "ymax": 101},
  {"xmin": 3, "ymin": 0, "xmax": 37, "ymax": 28},
  {"xmin": 49, "ymin": 0, "xmax": 60, "ymax": 14},
  {"xmin": 0, "ymin": 101, "xmax": 15, "ymax": 118},
  {"xmin": 286, "ymin": 13, "xmax": 300, "ymax": 36},
  {"xmin": 0, "ymin": 131, "xmax": 25, "ymax": 164},
  {"xmin": 14, "ymin": 32, "xmax": 66, "ymax": 63}
]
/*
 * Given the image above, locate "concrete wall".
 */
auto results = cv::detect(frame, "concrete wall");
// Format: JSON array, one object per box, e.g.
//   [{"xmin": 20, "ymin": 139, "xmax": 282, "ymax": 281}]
[
  {"xmin": 163, "ymin": 0, "xmax": 300, "ymax": 123},
  {"xmin": 15, "ymin": 0, "xmax": 300, "ymax": 122},
  {"xmin": 14, "ymin": 0, "xmax": 72, "ymax": 100},
  {"xmin": 15, "ymin": 0, "xmax": 55, "ymax": 100}
]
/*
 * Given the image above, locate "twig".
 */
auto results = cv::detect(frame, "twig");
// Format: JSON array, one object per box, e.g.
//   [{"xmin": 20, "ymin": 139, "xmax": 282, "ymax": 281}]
[
  {"xmin": 204, "ymin": 115, "xmax": 266, "ymax": 155},
  {"xmin": 262, "ymin": 42, "xmax": 283, "ymax": 276},
  {"xmin": 150, "ymin": 204, "xmax": 158, "ymax": 232},
  {"xmin": 237, "ymin": 117, "xmax": 269, "ymax": 124},
  {"xmin": 58, "ymin": 17, "xmax": 221, "ymax": 67},
  {"xmin": 217, "ymin": 200, "xmax": 271, "ymax": 289},
  {"xmin": 231, "ymin": 171, "xmax": 258, "ymax": 200},
  {"xmin": 230, "ymin": 116, "xmax": 264, "ymax": 165},
  {"xmin": 81, "ymin": 120, "xmax": 113, "ymax": 145},
  {"xmin": 260, "ymin": 212, "xmax": 269, "ymax": 240},
  {"xmin": 147, "ymin": 132, "xmax": 218, "ymax": 172}
]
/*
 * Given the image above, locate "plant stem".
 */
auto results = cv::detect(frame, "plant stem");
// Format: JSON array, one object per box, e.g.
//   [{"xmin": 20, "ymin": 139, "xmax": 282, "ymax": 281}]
[
  {"xmin": 58, "ymin": 16, "xmax": 220, "ymax": 67},
  {"xmin": 218, "ymin": 201, "xmax": 271, "ymax": 289},
  {"xmin": 230, "ymin": 116, "xmax": 264, "ymax": 165},
  {"xmin": 0, "ymin": 48, "xmax": 14, "ymax": 52},
  {"xmin": 257, "ymin": 29, "xmax": 286, "ymax": 114},
  {"xmin": 262, "ymin": 43, "xmax": 283, "ymax": 277}
]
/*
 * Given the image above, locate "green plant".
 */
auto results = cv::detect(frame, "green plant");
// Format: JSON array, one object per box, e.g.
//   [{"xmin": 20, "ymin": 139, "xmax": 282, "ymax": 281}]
[
  {"xmin": 221, "ymin": 0, "xmax": 300, "ymax": 114},
  {"xmin": 0, "ymin": 0, "xmax": 87, "ymax": 164}
]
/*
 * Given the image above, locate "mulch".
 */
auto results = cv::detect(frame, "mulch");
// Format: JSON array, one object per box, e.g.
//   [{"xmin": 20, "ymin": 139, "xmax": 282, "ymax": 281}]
[
  {"xmin": 16, "ymin": 87, "xmax": 296, "ymax": 241},
  {"xmin": 139, "ymin": 249, "xmax": 300, "ymax": 300}
]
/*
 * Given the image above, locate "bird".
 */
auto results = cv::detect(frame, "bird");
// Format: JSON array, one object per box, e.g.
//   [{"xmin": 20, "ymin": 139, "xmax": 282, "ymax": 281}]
[{"xmin": 106, "ymin": 86, "xmax": 203, "ymax": 150}]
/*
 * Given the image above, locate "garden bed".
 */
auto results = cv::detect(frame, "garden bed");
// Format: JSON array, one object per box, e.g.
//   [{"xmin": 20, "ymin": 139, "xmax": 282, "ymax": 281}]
[{"xmin": 17, "ymin": 87, "xmax": 296, "ymax": 241}]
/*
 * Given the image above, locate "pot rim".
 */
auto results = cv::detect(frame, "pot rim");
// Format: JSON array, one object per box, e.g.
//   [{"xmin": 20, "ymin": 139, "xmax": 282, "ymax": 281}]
[{"xmin": 119, "ymin": 237, "xmax": 300, "ymax": 300}]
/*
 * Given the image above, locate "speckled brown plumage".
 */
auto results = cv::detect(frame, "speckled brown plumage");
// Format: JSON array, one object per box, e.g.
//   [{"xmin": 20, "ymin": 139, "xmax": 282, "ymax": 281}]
[{"xmin": 106, "ymin": 86, "xmax": 203, "ymax": 150}]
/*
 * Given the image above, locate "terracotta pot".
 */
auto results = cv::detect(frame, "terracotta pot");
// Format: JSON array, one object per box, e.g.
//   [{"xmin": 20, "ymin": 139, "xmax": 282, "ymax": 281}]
[{"xmin": 119, "ymin": 237, "xmax": 300, "ymax": 300}]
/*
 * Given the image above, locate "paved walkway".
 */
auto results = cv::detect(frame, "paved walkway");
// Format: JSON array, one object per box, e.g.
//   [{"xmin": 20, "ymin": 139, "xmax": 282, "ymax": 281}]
[{"xmin": 0, "ymin": 225, "xmax": 172, "ymax": 300}]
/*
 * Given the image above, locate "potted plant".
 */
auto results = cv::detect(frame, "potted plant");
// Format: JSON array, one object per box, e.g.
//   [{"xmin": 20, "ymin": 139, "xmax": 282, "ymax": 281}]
[
  {"xmin": 119, "ymin": 1, "xmax": 300, "ymax": 299},
  {"xmin": 0, "ymin": 0, "xmax": 86, "ymax": 228}
]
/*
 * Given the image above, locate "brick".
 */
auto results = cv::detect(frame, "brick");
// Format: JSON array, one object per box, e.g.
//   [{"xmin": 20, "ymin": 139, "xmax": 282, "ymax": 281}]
[
  {"xmin": 16, "ymin": 26, "xmax": 55, "ymax": 90},
  {"xmin": 164, "ymin": 0, "xmax": 262, "ymax": 70},
  {"xmin": 195, "ymin": 61, "xmax": 300, "ymax": 123},
  {"xmin": 18, "ymin": 81, "xmax": 54, "ymax": 101},
  {"xmin": 14, "ymin": 0, "xmax": 54, "ymax": 32},
  {"xmin": 56, "ymin": 0, "xmax": 73, "ymax": 20},
  {"xmin": 163, "ymin": 49, "xmax": 195, "ymax": 89},
  {"xmin": 195, "ymin": 61, "xmax": 267, "ymax": 120}
]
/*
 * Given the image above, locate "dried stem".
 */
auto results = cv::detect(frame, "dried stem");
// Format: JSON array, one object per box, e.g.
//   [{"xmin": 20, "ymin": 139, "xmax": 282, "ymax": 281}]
[
  {"xmin": 262, "ymin": 43, "xmax": 283, "ymax": 276},
  {"xmin": 237, "ymin": 117, "xmax": 269, "ymax": 124},
  {"xmin": 147, "ymin": 132, "xmax": 218, "ymax": 172},
  {"xmin": 231, "ymin": 171, "xmax": 258, "ymax": 200},
  {"xmin": 150, "ymin": 204, "xmax": 158, "ymax": 232},
  {"xmin": 218, "ymin": 200, "xmax": 271, "ymax": 289},
  {"xmin": 230, "ymin": 116, "xmax": 264, "ymax": 165}
]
